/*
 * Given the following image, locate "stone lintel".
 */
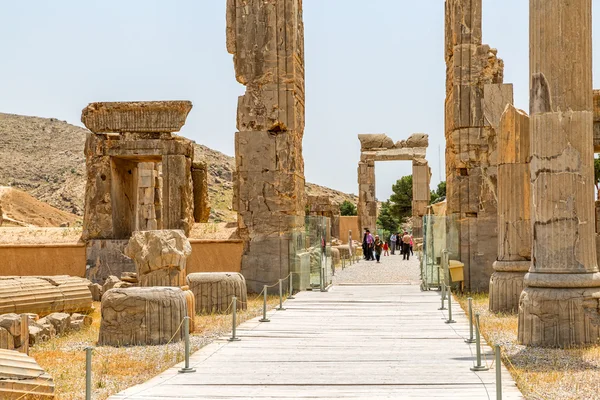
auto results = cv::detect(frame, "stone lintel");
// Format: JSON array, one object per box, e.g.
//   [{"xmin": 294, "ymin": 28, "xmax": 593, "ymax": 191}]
[
  {"xmin": 81, "ymin": 101, "xmax": 193, "ymax": 134},
  {"xmin": 363, "ymin": 147, "xmax": 427, "ymax": 162}
]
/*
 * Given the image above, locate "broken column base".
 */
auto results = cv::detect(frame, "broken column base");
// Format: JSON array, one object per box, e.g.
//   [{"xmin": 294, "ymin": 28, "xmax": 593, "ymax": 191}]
[
  {"xmin": 489, "ymin": 261, "xmax": 529, "ymax": 313},
  {"xmin": 518, "ymin": 283, "xmax": 600, "ymax": 347}
]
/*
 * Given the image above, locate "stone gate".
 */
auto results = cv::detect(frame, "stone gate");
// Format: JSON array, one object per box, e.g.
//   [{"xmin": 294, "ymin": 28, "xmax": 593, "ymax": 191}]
[{"xmin": 356, "ymin": 133, "xmax": 430, "ymax": 238}]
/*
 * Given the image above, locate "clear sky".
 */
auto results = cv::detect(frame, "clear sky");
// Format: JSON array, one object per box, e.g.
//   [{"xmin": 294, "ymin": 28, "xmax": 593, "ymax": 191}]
[{"xmin": 0, "ymin": 1, "xmax": 599, "ymax": 200}]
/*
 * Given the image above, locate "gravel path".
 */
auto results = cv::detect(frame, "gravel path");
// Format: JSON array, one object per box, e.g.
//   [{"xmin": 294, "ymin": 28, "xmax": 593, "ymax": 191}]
[{"xmin": 333, "ymin": 251, "xmax": 421, "ymax": 285}]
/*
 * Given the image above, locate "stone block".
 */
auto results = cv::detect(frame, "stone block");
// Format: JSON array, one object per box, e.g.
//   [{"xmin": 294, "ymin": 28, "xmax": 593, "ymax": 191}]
[
  {"xmin": 191, "ymin": 161, "xmax": 211, "ymax": 223},
  {"xmin": 86, "ymin": 240, "xmax": 135, "ymax": 285},
  {"xmin": 99, "ymin": 287, "xmax": 188, "ymax": 346},
  {"xmin": 45, "ymin": 313, "xmax": 70, "ymax": 336},
  {"xmin": 483, "ymin": 84, "xmax": 514, "ymax": 130},
  {"xmin": 124, "ymin": 230, "xmax": 191, "ymax": 287},
  {"xmin": 186, "ymin": 273, "xmax": 248, "ymax": 314},
  {"xmin": 81, "ymin": 101, "xmax": 193, "ymax": 134},
  {"xmin": 0, "ymin": 348, "xmax": 54, "ymax": 398},
  {"xmin": 88, "ymin": 283, "xmax": 103, "ymax": 301},
  {"xmin": 357, "ymin": 134, "xmax": 395, "ymax": 150},
  {"xmin": 102, "ymin": 276, "xmax": 121, "ymax": 294}
]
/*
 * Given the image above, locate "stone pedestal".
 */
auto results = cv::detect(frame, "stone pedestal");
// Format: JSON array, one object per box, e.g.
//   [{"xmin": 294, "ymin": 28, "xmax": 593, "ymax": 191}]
[
  {"xmin": 187, "ymin": 272, "xmax": 247, "ymax": 314},
  {"xmin": 518, "ymin": 0, "xmax": 600, "ymax": 347}
]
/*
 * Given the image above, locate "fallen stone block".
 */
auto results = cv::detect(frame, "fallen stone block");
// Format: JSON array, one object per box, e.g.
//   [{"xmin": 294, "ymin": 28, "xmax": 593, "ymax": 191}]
[
  {"xmin": 0, "ymin": 276, "xmax": 93, "ymax": 317},
  {"xmin": 187, "ymin": 273, "xmax": 247, "ymax": 314},
  {"xmin": 0, "ymin": 348, "xmax": 54, "ymax": 398},
  {"xmin": 88, "ymin": 283, "xmax": 103, "ymax": 301},
  {"xmin": 99, "ymin": 287, "xmax": 188, "ymax": 346},
  {"xmin": 70, "ymin": 313, "xmax": 92, "ymax": 331},
  {"xmin": 102, "ymin": 275, "xmax": 121, "ymax": 293},
  {"xmin": 45, "ymin": 313, "xmax": 71, "ymax": 336}
]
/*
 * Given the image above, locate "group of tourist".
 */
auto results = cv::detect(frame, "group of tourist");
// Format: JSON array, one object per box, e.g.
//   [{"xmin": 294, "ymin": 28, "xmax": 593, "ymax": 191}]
[{"xmin": 362, "ymin": 229, "xmax": 413, "ymax": 263}]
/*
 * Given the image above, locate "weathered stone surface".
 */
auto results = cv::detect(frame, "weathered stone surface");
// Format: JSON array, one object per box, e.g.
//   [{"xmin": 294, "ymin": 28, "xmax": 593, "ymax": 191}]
[
  {"xmin": 444, "ymin": 0, "xmax": 508, "ymax": 292},
  {"xmin": 228, "ymin": 0, "xmax": 305, "ymax": 292},
  {"xmin": 358, "ymin": 134, "xmax": 395, "ymax": 150},
  {"xmin": 86, "ymin": 240, "xmax": 135, "ymax": 285},
  {"xmin": 102, "ymin": 276, "xmax": 121, "ymax": 294},
  {"xmin": 187, "ymin": 273, "xmax": 247, "ymax": 314},
  {"xmin": 88, "ymin": 282, "xmax": 103, "ymax": 301},
  {"xmin": 191, "ymin": 161, "xmax": 211, "ymax": 223},
  {"xmin": 81, "ymin": 101, "xmax": 193, "ymax": 134},
  {"xmin": 489, "ymin": 263, "xmax": 529, "ymax": 313},
  {"xmin": 593, "ymin": 90, "xmax": 600, "ymax": 151},
  {"xmin": 28, "ymin": 320, "xmax": 55, "ymax": 346},
  {"xmin": 0, "ymin": 276, "xmax": 93, "ymax": 317},
  {"xmin": 518, "ymin": 0, "xmax": 600, "ymax": 348},
  {"xmin": 124, "ymin": 230, "xmax": 191, "ymax": 287},
  {"xmin": 69, "ymin": 313, "xmax": 92, "ymax": 331},
  {"xmin": 405, "ymin": 133, "xmax": 429, "ymax": 148},
  {"xmin": 120, "ymin": 272, "xmax": 138, "ymax": 284},
  {"xmin": 0, "ymin": 348, "xmax": 55, "ymax": 398},
  {"xmin": 306, "ymin": 195, "xmax": 341, "ymax": 238},
  {"xmin": 45, "ymin": 313, "xmax": 70, "ymax": 336},
  {"xmin": 99, "ymin": 287, "xmax": 188, "ymax": 346}
]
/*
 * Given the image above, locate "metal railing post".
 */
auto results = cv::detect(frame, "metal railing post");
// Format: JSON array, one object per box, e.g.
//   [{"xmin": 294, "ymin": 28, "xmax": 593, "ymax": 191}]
[
  {"xmin": 470, "ymin": 313, "xmax": 489, "ymax": 371},
  {"xmin": 276, "ymin": 279, "xmax": 286, "ymax": 310},
  {"xmin": 496, "ymin": 345, "xmax": 502, "ymax": 400},
  {"xmin": 85, "ymin": 347, "xmax": 92, "ymax": 400},
  {"xmin": 445, "ymin": 283, "xmax": 456, "ymax": 324},
  {"xmin": 228, "ymin": 297, "xmax": 241, "ymax": 341},
  {"xmin": 179, "ymin": 317, "xmax": 196, "ymax": 373},
  {"xmin": 288, "ymin": 273, "xmax": 295, "ymax": 299},
  {"xmin": 439, "ymin": 281, "xmax": 447, "ymax": 310},
  {"xmin": 259, "ymin": 286, "xmax": 270, "ymax": 322},
  {"xmin": 465, "ymin": 297, "xmax": 476, "ymax": 343}
]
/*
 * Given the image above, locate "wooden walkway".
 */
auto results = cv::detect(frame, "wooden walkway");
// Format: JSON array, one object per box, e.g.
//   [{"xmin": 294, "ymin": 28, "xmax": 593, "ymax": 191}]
[{"xmin": 111, "ymin": 284, "xmax": 523, "ymax": 399}]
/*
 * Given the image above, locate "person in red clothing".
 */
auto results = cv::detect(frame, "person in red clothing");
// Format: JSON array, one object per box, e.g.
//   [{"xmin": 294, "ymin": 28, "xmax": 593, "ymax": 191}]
[{"xmin": 383, "ymin": 241, "xmax": 389, "ymax": 256}]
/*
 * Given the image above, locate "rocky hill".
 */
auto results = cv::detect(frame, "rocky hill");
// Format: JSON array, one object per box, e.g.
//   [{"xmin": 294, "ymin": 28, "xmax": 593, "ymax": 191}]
[{"xmin": 0, "ymin": 113, "xmax": 357, "ymax": 223}]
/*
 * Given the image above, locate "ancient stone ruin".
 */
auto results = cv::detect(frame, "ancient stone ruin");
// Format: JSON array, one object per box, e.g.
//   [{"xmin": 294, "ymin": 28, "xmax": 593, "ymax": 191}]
[
  {"xmin": 99, "ymin": 287, "xmax": 188, "ymax": 346},
  {"xmin": 356, "ymin": 133, "xmax": 430, "ymax": 238},
  {"xmin": 191, "ymin": 161, "xmax": 211, "ymax": 223},
  {"xmin": 81, "ymin": 101, "xmax": 195, "ymax": 284},
  {"xmin": 306, "ymin": 195, "xmax": 341, "ymax": 239},
  {"xmin": 489, "ymin": 104, "xmax": 530, "ymax": 313},
  {"xmin": 187, "ymin": 272, "xmax": 247, "ymax": 314},
  {"xmin": 0, "ymin": 348, "xmax": 54, "ymax": 398},
  {"xmin": 227, "ymin": 0, "xmax": 306, "ymax": 292},
  {"xmin": 444, "ymin": 0, "xmax": 514, "ymax": 291},
  {"xmin": 124, "ymin": 230, "xmax": 192, "ymax": 287},
  {"xmin": 518, "ymin": 0, "xmax": 600, "ymax": 347}
]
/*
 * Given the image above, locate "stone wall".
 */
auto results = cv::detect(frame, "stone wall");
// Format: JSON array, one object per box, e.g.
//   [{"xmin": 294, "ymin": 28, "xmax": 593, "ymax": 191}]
[
  {"xmin": 191, "ymin": 161, "xmax": 211, "ymax": 223},
  {"xmin": 0, "ymin": 244, "xmax": 86, "ymax": 278},
  {"xmin": 227, "ymin": 0, "xmax": 306, "ymax": 292},
  {"xmin": 306, "ymin": 195, "xmax": 340, "ymax": 239}
]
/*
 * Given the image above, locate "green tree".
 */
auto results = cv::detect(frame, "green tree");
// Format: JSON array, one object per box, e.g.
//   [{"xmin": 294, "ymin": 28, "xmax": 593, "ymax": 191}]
[
  {"xmin": 595, "ymin": 157, "xmax": 600, "ymax": 198},
  {"xmin": 377, "ymin": 201, "xmax": 399, "ymax": 240},
  {"xmin": 389, "ymin": 175, "xmax": 413, "ymax": 223},
  {"xmin": 340, "ymin": 200, "xmax": 357, "ymax": 216},
  {"xmin": 430, "ymin": 181, "xmax": 446, "ymax": 204}
]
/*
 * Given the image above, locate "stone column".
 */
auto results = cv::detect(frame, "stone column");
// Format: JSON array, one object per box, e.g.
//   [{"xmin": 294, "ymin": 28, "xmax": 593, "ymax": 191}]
[
  {"xmin": 191, "ymin": 161, "xmax": 211, "ymax": 223},
  {"xmin": 489, "ymin": 104, "xmax": 530, "ymax": 313},
  {"xmin": 227, "ymin": 0, "xmax": 305, "ymax": 292},
  {"xmin": 357, "ymin": 160, "xmax": 376, "ymax": 232},
  {"xmin": 445, "ymin": 0, "xmax": 504, "ymax": 291},
  {"xmin": 518, "ymin": 0, "xmax": 600, "ymax": 347},
  {"xmin": 412, "ymin": 160, "xmax": 430, "ymax": 239}
]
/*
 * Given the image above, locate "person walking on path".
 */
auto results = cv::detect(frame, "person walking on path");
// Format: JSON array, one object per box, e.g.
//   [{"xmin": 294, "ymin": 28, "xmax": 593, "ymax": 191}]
[
  {"xmin": 390, "ymin": 233, "xmax": 397, "ymax": 255},
  {"xmin": 366, "ymin": 229, "xmax": 375, "ymax": 261},
  {"xmin": 402, "ymin": 231, "xmax": 411, "ymax": 260},
  {"xmin": 398, "ymin": 232, "xmax": 404, "ymax": 256},
  {"xmin": 410, "ymin": 234, "xmax": 414, "ymax": 256},
  {"xmin": 374, "ymin": 235, "xmax": 383, "ymax": 263},
  {"xmin": 362, "ymin": 228, "xmax": 368, "ymax": 260},
  {"xmin": 383, "ymin": 241, "xmax": 389, "ymax": 256}
]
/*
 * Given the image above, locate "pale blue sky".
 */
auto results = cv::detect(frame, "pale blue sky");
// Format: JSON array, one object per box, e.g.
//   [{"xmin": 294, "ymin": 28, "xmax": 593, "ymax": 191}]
[{"xmin": 0, "ymin": 1, "xmax": 598, "ymax": 200}]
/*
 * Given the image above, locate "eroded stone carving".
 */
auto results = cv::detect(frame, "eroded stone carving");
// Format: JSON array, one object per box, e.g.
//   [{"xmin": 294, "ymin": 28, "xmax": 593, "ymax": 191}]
[
  {"xmin": 227, "ymin": 0, "xmax": 306, "ymax": 292},
  {"xmin": 191, "ymin": 161, "xmax": 211, "ymax": 223},
  {"xmin": 187, "ymin": 273, "xmax": 247, "ymax": 314},
  {"xmin": 124, "ymin": 230, "xmax": 191, "ymax": 287},
  {"xmin": 81, "ymin": 101, "xmax": 194, "ymax": 285},
  {"xmin": 306, "ymin": 195, "xmax": 341, "ymax": 238},
  {"xmin": 98, "ymin": 287, "xmax": 188, "ymax": 346},
  {"xmin": 518, "ymin": 0, "xmax": 600, "ymax": 347}
]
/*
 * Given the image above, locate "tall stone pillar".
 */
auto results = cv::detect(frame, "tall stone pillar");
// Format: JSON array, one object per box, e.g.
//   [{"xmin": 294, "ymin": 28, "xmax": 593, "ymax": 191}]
[
  {"xmin": 227, "ymin": 0, "xmax": 305, "ymax": 292},
  {"xmin": 412, "ymin": 160, "xmax": 430, "ymax": 239},
  {"xmin": 445, "ymin": 0, "xmax": 505, "ymax": 291},
  {"xmin": 518, "ymin": 0, "xmax": 600, "ymax": 347},
  {"xmin": 357, "ymin": 160, "xmax": 376, "ymax": 232},
  {"xmin": 489, "ymin": 104, "xmax": 531, "ymax": 313}
]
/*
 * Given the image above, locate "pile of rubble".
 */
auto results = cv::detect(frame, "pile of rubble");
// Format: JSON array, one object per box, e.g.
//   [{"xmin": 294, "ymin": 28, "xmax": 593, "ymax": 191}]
[{"xmin": 88, "ymin": 272, "xmax": 139, "ymax": 301}]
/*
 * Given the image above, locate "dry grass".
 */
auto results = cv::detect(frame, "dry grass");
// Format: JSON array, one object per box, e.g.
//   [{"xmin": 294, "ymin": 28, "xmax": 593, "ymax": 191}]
[
  {"xmin": 31, "ymin": 295, "xmax": 282, "ymax": 400},
  {"xmin": 455, "ymin": 293, "xmax": 600, "ymax": 400}
]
